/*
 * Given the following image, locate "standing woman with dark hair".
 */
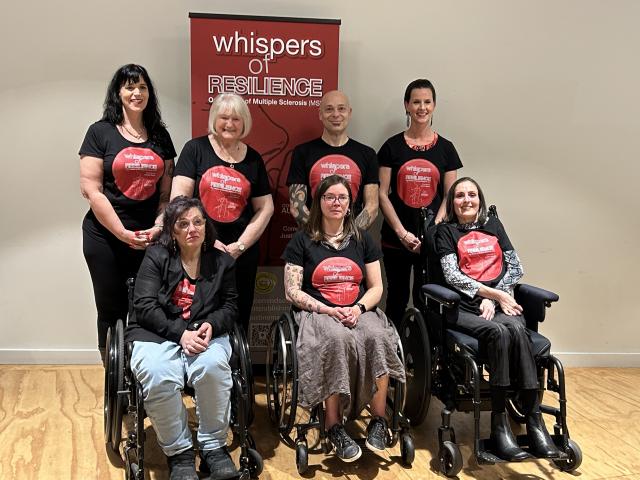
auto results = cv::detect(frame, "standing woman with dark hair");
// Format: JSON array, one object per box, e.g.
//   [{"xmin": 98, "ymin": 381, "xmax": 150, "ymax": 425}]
[
  {"xmin": 172, "ymin": 93, "xmax": 274, "ymax": 334},
  {"xmin": 80, "ymin": 64, "xmax": 176, "ymax": 364},
  {"xmin": 378, "ymin": 78, "xmax": 463, "ymax": 328}
]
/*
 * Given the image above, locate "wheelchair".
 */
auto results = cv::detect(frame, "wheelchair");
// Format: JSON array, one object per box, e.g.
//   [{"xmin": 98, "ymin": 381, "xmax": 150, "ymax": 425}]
[
  {"xmin": 103, "ymin": 278, "xmax": 263, "ymax": 479},
  {"xmin": 265, "ymin": 310, "xmax": 415, "ymax": 474},
  {"xmin": 400, "ymin": 207, "xmax": 582, "ymax": 477}
]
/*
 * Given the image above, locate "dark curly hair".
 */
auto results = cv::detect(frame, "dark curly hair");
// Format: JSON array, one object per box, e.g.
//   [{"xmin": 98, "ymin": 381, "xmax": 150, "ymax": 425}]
[{"xmin": 157, "ymin": 196, "xmax": 217, "ymax": 254}]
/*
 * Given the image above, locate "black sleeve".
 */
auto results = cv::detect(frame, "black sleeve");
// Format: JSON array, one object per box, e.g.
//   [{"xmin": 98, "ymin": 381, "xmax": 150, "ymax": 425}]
[
  {"xmin": 251, "ymin": 150, "xmax": 272, "ymax": 197},
  {"xmin": 435, "ymin": 224, "xmax": 458, "ymax": 259},
  {"xmin": 362, "ymin": 230, "xmax": 383, "ymax": 263},
  {"xmin": 79, "ymin": 123, "xmax": 105, "ymax": 157},
  {"xmin": 286, "ymin": 144, "xmax": 308, "ymax": 186},
  {"xmin": 362, "ymin": 147, "xmax": 380, "ymax": 185},
  {"xmin": 377, "ymin": 139, "xmax": 393, "ymax": 168},
  {"xmin": 281, "ymin": 231, "xmax": 306, "ymax": 266},
  {"xmin": 444, "ymin": 139, "xmax": 463, "ymax": 172},
  {"xmin": 174, "ymin": 140, "xmax": 199, "ymax": 179},
  {"xmin": 205, "ymin": 259, "xmax": 239, "ymax": 337},
  {"xmin": 133, "ymin": 249, "xmax": 187, "ymax": 344}
]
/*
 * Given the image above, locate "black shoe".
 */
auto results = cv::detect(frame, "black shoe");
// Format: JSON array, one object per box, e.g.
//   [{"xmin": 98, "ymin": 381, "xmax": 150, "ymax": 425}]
[
  {"xmin": 167, "ymin": 449, "xmax": 198, "ymax": 480},
  {"xmin": 526, "ymin": 411, "xmax": 561, "ymax": 458},
  {"xmin": 365, "ymin": 416, "xmax": 388, "ymax": 452},
  {"xmin": 201, "ymin": 446, "xmax": 240, "ymax": 480},
  {"xmin": 328, "ymin": 423, "xmax": 362, "ymax": 462},
  {"xmin": 490, "ymin": 412, "xmax": 530, "ymax": 462}
]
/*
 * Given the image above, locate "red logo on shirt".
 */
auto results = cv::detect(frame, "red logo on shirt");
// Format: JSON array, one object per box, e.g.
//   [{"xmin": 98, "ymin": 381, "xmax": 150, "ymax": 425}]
[
  {"xmin": 311, "ymin": 257, "xmax": 363, "ymax": 305},
  {"xmin": 457, "ymin": 231, "xmax": 503, "ymax": 281},
  {"xmin": 396, "ymin": 159, "xmax": 440, "ymax": 208},
  {"xmin": 309, "ymin": 155, "xmax": 361, "ymax": 201},
  {"xmin": 112, "ymin": 147, "xmax": 164, "ymax": 200},
  {"xmin": 199, "ymin": 166, "xmax": 251, "ymax": 223},
  {"xmin": 171, "ymin": 278, "xmax": 196, "ymax": 320}
]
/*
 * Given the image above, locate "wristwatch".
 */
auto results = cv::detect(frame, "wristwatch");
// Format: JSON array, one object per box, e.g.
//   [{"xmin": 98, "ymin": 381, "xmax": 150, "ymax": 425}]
[
  {"xmin": 356, "ymin": 302, "xmax": 366, "ymax": 314},
  {"xmin": 237, "ymin": 241, "xmax": 246, "ymax": 252}
]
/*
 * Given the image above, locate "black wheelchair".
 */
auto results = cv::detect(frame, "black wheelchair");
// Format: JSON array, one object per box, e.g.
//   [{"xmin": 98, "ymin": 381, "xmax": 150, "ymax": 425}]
[
  {"xmin": 265, "ymin": 310, "xmax": 415, "ymax": 474},
  {"xmin": 103, "ymin": 279, "xmax": 263, "ymax": 479},
  {"xmin": 399, "ymin": 207, "xmax": 582, "ymax": 477}
]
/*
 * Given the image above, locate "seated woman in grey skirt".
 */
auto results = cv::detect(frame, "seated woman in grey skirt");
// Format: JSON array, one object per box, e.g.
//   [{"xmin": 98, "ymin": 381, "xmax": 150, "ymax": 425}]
[{"xmin": 282, "ymin": 174, "xmax": 405, "ymax": 463}]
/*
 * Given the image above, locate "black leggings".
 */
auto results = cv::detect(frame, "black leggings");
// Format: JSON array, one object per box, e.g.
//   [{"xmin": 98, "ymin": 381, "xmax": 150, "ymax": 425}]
[
  {"xmin": 382, "ymin": 246, "xmax": 425, "ymax": 329},
  {"xmin": 234, "ymin": 243, "xmax": 260, "ymax": 334},
  {"xmin": 83, "ymin": 214, "xmax": 145, "ymax": 349}
]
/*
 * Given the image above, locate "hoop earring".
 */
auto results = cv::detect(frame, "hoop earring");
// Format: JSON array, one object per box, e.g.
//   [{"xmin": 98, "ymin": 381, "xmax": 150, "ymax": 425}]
[{"xmin": 406, "ymin": 112, "xmax": 411, "ymax": 128}]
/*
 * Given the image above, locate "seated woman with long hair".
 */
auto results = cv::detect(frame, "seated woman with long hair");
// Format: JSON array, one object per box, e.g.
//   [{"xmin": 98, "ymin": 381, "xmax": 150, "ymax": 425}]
[
  {"xmin": 435, "ymin": 177, "xmax": 560, "ymax": 461},
  {"xmin": 126, "ymin": 196, "xmax": 240, "ymax": 480},
  {"xmin": 282, "ymin": 174, "xmax": 405, "ymax": 463}
]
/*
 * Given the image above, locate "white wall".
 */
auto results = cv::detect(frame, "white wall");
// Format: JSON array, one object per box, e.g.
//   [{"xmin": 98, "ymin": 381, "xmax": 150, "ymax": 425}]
[{"xmin": 1, "ymin": 0, "xmax": 638, "ymax": 365}]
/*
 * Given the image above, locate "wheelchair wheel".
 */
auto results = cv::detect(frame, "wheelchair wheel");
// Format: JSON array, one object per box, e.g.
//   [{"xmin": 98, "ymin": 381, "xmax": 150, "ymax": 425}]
[
  {"xmin": 553, "ymin": 439, "xmax": 582, "ymax": 472},
  {"xmin": 399, "ymin": 308, "xmax": 431, "ymax": 426},
  {"xmin": 439, "ymin": 440, "xmax": 463, "ymax": 477},
  {"xmin": 231, "ymin": 323, "xmax": 255, "ymax": 427},
  {"xmin": 266, "ymin": 313, "xmax": 298, "ymax": 435},
  {"xmin": 400, "ymin": 433, "xmax": 415, "ymax": 466},
  {"xmin": 104, "ymin": 320, "xmax": 125, "ymax": 465},
  {"xmin": 295, "ymin": 441, "xmax": 309, "ymax": 475},
  {"xmin": 245, "ymin": 448, "xmax": 263, "ymax": 479}
]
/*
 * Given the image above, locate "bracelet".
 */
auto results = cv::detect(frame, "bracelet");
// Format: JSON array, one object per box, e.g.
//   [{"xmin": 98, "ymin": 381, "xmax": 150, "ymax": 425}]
[
  {"xmin": 154, "ymin": 224, "xmax": 163, "ymax": 229},
  {"xmin": 402, "ymin": 231, "xmax": 409, "ymax": 241}
]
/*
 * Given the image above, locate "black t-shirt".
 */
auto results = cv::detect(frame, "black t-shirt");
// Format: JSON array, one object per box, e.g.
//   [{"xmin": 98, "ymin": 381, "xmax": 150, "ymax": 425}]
[
  {"xmin": 378, "ymin": 132, "xmax": 462, "ymax": 248},
  {"xmin": 174, "ymin": 136, "xmax": 272, "ymax": 244},
  {"xmin": 79, "ymin": 121, "xmax": 176, "ymax": 229},
  {"xmin": 282, "ymin": 230, "xmax": 382, "ymax": 308},
  {"xmin": 286, "ymin": 138, "xmax": 379, "ymax": 216},
  {"xmin": 435, "ymin": 216, "xmax": 514, "ymax": 313}
]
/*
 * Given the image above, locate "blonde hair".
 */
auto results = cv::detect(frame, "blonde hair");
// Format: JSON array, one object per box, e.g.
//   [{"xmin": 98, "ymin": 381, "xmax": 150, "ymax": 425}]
[{"xmin": 208, "ymin": 93, "xmax": 252, "ymax": 139}]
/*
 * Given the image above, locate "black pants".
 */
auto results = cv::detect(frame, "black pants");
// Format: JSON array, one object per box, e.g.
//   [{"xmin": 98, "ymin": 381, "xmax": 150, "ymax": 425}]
[
  {"xmin": 234, "ymin": 243, "xmax": 260, "ymax": 335},
  {"xmin": 382, "ymin": 246, "xmax": 425, "ymax": 329},
  {"xmin": 83, "ymin": 213, "xmax": 145, "ymax": 349},
  {"xmin": 455, "ymin": 310, "xmax": 539, "ymax": 389}
]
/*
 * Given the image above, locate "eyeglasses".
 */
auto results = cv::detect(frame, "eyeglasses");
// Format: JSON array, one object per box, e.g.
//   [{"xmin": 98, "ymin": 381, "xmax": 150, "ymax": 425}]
[
  {"xmin": 175, "ymin": 217, "xmax": 206, "ymax": 230},
  {"xmin": 322, "ymin": 194, "xmax": 350, "ymax": 204}
]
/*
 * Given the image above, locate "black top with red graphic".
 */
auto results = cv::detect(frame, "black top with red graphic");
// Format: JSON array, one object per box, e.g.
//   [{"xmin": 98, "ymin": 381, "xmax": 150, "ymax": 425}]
[
  {"xmin": 171, "ymin": 275, "xmax": 197, "ymax": 320},
  {"xmin": 378, "ymin": 132, "xmax": 462, "ymax": 249},
  {"xmin": 79, "ymin": 121, "xmax": 176, "ymax": 229},
  {"xmin": 287, "ymin": 138, "xmax": 379, "ymax": 216},
  {"xmin": 282, "ymin": 230, "xmax": 382, "ymax": 308},
  {"xmin": 435, "ymin": 216, "xmax": 514, "ymax": 313},
  {"xmin": 175, "ymin": 136, "xmax": 272, "ymax": 244}
]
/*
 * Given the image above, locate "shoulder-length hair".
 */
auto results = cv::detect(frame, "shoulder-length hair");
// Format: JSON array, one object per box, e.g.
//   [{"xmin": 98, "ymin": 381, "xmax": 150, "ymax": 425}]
[
  {"xmin": 444, "ymin": 176, "xmax": 488, "ymax": 224},
  {"xmin": 305, "ymin": 174, "xmax": 361, "ymax": 242},
  {"xmin": 208, "ymin": 93, "xmax": 252, "ymax": 139},
  {"xmin": 156, "ymin": 196, "xmax": 217, "ymax": 254},
  {"xmin": 101, "ymin": 64, "xmax": 167, "ymax": 145}
]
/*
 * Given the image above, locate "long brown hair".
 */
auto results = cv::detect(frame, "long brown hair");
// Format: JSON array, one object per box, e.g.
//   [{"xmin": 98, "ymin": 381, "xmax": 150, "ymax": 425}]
[
  {"xmin": 305, "ymin": 175, "xmax": 361, "ymax": 242},
  {"xmin": 444, "ymin": 177, "xmax": 488, "ymax": 224}
]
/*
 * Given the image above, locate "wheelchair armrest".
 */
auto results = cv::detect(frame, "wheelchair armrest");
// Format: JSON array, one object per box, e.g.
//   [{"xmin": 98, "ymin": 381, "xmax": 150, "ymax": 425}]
[
  {"xmin": 514, "ymin": 283, "xmax": 559, "ymax": 330},
  {"xmin": 422, "ymin": 284, "xmax": 461, "ymax": 307}
]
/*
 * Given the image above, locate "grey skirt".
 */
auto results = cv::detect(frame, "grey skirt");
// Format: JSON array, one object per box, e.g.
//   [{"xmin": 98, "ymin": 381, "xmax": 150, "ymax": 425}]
[{"xmin": 294, "ymin": 308, "xmax": 405, "ymax": 420}]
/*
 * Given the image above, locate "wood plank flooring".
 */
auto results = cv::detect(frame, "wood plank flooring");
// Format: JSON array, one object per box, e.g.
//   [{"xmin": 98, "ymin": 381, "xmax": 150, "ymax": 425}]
[{"xmin": 0, "ymin": 366, "xmax": 638, "ymax": 479}]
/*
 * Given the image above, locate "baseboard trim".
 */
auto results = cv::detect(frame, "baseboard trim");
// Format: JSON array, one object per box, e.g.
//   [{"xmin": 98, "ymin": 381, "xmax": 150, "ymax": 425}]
[
  {"xmin": 0, "ymin": 349, "xmax": 101, "ymax": 365},
  {"xmin": 553, "ymin": 352, "xmax": 640, "ymax": 367}
]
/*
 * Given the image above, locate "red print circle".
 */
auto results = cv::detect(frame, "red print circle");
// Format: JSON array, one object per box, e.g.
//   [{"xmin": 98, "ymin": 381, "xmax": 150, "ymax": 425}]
[
  {"xmin": 311, "ymin": 257, "xmax": 363, "ymax": 306},
  {"xmin": 457, "ymin": 231, "xmax": 503, "ymax": 282},
  {"xmin": 396, "ymin": 159, "xmax": 440, "ymax": 208},
  {"xmin": 199, "ymin": 166, "xmax": 251, "ymax": 223},
  {"xmin": 309, "ymin": 155, "xmax": 361, "ymax": 201},
  {"xmin": 112, "ymin": 147, "xmax": 164, "ymax": 200}
]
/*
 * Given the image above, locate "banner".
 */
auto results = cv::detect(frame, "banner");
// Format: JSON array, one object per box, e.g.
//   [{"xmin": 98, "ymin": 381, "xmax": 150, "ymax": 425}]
[{"xmin": 189, "ymin": 13, "xmax": 340, "ymax": 357}]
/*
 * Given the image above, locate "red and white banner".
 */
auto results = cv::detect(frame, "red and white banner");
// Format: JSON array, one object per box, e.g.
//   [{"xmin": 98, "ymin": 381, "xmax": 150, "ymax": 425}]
[{"xmin": 189, "ymin": 13, "xmax": 340, "ymax": 351}]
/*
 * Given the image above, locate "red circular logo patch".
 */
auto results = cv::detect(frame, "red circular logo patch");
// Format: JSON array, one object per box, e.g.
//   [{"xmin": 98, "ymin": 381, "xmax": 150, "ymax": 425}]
[
  {"xmin": 311, "ymin": 257, "xmax": 363, "ymax": 306},
  {"xmin": 199, "ymin": 166, "xmax": 251, "ymax": 223},
  {"xmin": 457, "ymin": 231, "xmax": 503, "ymax": 281},
  {"xmin": 309, "ymin": 155, "xmax": 361, "ymax": 201},
  {"xmin": 112, "ymin": 147, "xmax": 164, "ymax": 200},
  {"xmin": 396, "ymin": 159, "xmax": 440, "ymax": 208}
]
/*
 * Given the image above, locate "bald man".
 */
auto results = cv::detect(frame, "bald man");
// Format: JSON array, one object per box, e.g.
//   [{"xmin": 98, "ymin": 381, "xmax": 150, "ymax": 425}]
[{"xmin": 287, "ymin": 90, "xmax": 379, "ymax": 228}]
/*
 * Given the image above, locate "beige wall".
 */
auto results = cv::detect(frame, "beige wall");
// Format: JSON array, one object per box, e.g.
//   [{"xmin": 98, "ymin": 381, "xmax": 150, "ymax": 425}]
[{"xmin": 1, "ymin": 0, "xmax": 638, "ymax": 365}]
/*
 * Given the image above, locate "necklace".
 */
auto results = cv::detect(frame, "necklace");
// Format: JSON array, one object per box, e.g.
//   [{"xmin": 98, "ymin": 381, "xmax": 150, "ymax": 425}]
[
  {"xmin": 212, "ymin": 136, "xmax": 241, "ymax": 163},
  {"xmin": 324, "ymin": 229, "xmax": 344, "ymax": 238},
  {"xmin": 121, "ymin": 123, "xmax": 144, "ymax": 140}
]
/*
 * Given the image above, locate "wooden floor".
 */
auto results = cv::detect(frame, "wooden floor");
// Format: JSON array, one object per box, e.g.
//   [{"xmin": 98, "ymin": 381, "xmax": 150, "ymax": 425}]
[{"xmin": 1, "ymin": 366, "xmax": 639, "ymax": 480}]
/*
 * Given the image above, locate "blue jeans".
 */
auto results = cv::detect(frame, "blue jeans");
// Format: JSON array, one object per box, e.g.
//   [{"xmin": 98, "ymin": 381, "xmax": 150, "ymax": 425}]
[{"xmin": 130, "ymin": 335, "xmax": 232, "ymax": 456}]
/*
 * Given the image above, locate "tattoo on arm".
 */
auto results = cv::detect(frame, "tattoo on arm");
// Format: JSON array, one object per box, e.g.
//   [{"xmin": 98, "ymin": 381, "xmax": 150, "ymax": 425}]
[
  {"xmin": 284, "ymin": 263, "xmax": 322, "ymax": 312},
  {"xmin": 355, "ymin": 209, "xmax": 371, "ymax": 229},
  {"xmin": 289, "ymin": 184, "xmax": 310, "ymax": 227}
]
